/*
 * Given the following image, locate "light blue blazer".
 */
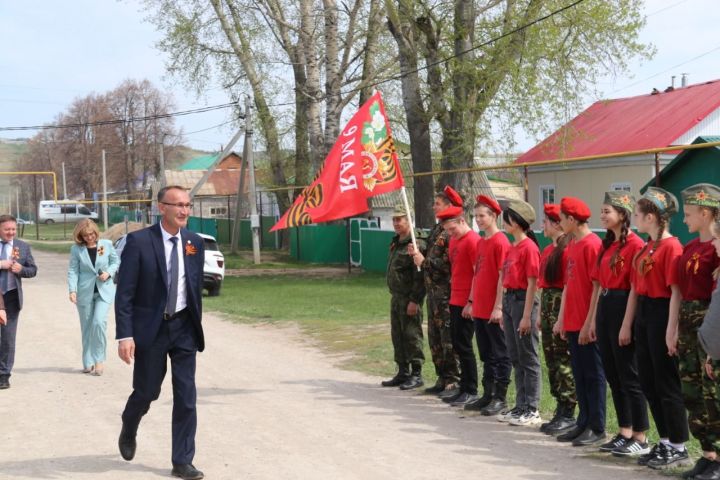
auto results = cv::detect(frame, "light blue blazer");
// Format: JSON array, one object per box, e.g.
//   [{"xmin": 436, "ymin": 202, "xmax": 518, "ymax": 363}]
[{"xmin": 67, "ymin": 239, "xmax": 120, "ymax": 305}]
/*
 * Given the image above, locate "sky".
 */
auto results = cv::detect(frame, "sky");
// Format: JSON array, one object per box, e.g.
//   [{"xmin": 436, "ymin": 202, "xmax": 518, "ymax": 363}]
[{"xmin": 1, "ymin": 0, "xmax": 720, "ymax": 153}]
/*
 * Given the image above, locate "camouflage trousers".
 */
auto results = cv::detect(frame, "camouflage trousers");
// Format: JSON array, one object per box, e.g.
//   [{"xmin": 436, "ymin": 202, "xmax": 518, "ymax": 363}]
[
  {"xmin": 390, "ymin": 295, "xmax": 425, "ymax": 368},
  {"xmin": 426, "ymin": 293, "xmax": 460, "ymax": 384},
  {"xmin": 678, "ymin": 300, "xmax": 720, "ymax": 454},
  {"xmin": 540, "ymin": 288, "xmax": 577, "ymax": 410}
]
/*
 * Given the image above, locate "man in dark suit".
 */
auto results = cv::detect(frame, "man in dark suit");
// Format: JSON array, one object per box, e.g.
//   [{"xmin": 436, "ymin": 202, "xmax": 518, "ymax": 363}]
[
  {"xmin": 116, "ymin": 186, "xmax": 205, "ymax": 480},
  {"xmin": 0, "ymin": 214, "xmax": 38, "ymax": 390}
]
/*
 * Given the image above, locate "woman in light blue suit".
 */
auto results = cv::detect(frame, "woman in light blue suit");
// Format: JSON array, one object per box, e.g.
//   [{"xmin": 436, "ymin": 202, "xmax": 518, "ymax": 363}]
[{"xmin": 67, "ymin": 219, "xmax": 119, "ymax": 375}]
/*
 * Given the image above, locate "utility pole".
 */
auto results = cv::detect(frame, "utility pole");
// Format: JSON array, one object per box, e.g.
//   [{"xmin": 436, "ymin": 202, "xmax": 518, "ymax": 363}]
[
  {"xmin": 102, "ymin": 149, "xmax": 108, "ymax": 231},
  {"xmin": 61, "ymin": 162, "xmax": 68, "ymax": 200},
  {"xmin": 244, "ymin": 95, "xmax": 261, "ymax": 264},
  {"xmin": 40, "ymin": 178, "xmax": 45, "ymax": 200}
]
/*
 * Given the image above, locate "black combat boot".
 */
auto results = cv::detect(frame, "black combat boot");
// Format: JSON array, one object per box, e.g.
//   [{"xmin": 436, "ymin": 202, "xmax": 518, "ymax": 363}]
[
  {"xmin": 540, "ymin": 407, "xmax": 561, "ymax": 433},
  {"xmin": 464, "ymin": 380, "xmax": 495, "ymax": 411},
  {"xmin": 399, "ymin": 364, "xmax": 424, "ymax": 390},
  {"xmin": 481, "ymin": 382, "xmax": 508, "ymax": 416},
  {"xmin": 381, "ymin": 364, "xmax": 409, "ymax": 387},
  {"xmin": 545, "ymin": 404, "xmax": 576, "ymax": 435}
]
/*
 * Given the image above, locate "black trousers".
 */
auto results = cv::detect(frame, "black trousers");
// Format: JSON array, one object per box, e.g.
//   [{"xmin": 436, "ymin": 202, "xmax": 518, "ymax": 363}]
[
  {"xmin": 567, "ymin": 332, "xmax": 606, "ymax": 433},
  {"xmin": 450, "ymin": 304, "xmax": 477, "ymax": 395},
  {"xmin": 122, "ymin": 311, "xmax": 199, "ymax": 464},
  {"xmin": 635, "ymin": 295, "xmax": 689, "ymax": 443},
  {"xmin": 596, "ymin": 290, "xmax": 649, "ymax": 432},
  {"xmin": 474, "ymin": 318, "xmax": 511, "ymax": 388}
]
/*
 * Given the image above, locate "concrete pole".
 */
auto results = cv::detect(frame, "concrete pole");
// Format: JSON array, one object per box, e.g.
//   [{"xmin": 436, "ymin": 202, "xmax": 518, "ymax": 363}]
[
  {"xmin": 102, "ymin": 149, "xmax": 108, "ymax": 231},
  {"xmin": 245, "ymin": 95, "xmax": 261, "ymax": 264},
  {"xmin": 61, "ymin": 162, "xmax": 68, "ymax": 200},
  {"xmin": 40, "ymin": 178, "xmax": 45, "ymax": 200},
  {"xmin": 15, "ymin": 187, "xmax": 19, "ymax": 218}
]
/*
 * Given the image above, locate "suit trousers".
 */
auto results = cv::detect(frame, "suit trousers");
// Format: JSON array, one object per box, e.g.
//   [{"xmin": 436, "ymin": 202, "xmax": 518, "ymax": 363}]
[
  {"xmin": 450, "ymin": 304, "xmax": 477, "ymax": 395},
  {"xmin": 596, "ymin": 290, "xmax": 649, "ymax": 432},
  {"xmin": 122, "ymin": 311, "xmax": 199, "ymax": 464},
  {"xmin": 0, "ymin": 290, "xmax": 20, "ymax": 375},
  {"xmin": 567, "ymin": 332, "xmax": 607, "ymax": 433},
  {"xmin": 76, "ymin": 293, "xmax": 110, "ymax": 369},
  {"xmin": 473, "ymin": 318, "xmax": 511, "ymax": 388},
  {"xmin": 634, "ymin": 295, "xmax": 689, "ymax": 443}
]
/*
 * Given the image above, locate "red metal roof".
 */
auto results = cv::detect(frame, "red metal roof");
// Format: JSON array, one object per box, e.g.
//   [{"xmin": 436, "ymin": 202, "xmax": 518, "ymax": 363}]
[{"xmin": 515, "ymin": 79, "xmax": 720, "ymax": 165}]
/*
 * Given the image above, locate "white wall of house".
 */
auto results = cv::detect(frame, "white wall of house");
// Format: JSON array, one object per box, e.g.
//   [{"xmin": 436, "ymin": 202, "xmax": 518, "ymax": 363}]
[{"xmin": 674, "ymin": 109, "xmax": 720, "ymax": 145}]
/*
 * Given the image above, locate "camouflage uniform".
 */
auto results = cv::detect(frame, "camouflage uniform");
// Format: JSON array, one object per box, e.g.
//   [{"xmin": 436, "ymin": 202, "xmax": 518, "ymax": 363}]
[
  {"xmin": 387, "ymin": 231, "xmax": 427, "ymax": 370},
  {"xmin": 678, "ymin": 300, "xmax": 720, "ymax": 454},
  {"xmin": 421, "ymin": 223, "xmax": 460, "ymax": 385},
  {"xmin": 540, "ymin": 288, "xmax": 577, "ymax": 411}
]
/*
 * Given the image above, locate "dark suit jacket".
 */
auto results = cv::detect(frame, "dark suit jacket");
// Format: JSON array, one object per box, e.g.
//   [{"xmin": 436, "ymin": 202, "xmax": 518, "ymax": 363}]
[
  {"xmin": 5, "ymin": 239, "xmax": 38, "ymax": 310},
  {"xmin": 114, "ymin": 223, "xmax": 205, "ymax": 351}
]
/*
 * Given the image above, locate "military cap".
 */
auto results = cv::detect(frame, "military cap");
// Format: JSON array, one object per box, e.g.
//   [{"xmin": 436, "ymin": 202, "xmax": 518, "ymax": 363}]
[
  {"xmin": 500, "ymin": 198, "xmax": 536, "ymax": 225},
  {"xmin": 475, "ymin": 195, "xmax": 501, "ymax": 215},
  {"xmin": 443, "ymin": 186, "xmax": 464, "ymax": 207},
  {"xmin": 436, "ymin": 205, "xmax": 464, "ymax": 222},
  {"xmin": 544, "ymin": 204, "xmax": 561, "ymax": 222},
  {"xmin": 392, "ymin": 203, "xmax": 411, "ymax": 218},
  {"xmin": 604, "ymin": 191, "xmax": 636, "ymax": 215},
  {"xmin": 561, "ymin": 197, "xmax": 591, "ymax": 222},
  {"xmin": 681, "ymin": 183, "xmax": 720, "ymax": 209},
  {"xmin": 642, "ymin": 187, "xmax": 678, "ymax": 215}
]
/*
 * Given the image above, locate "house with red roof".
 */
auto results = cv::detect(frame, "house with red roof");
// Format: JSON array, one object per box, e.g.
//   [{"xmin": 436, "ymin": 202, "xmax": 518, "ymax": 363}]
[{"xmin": 514, "ymin": 78, "xmax": 720, "ymax": 228}]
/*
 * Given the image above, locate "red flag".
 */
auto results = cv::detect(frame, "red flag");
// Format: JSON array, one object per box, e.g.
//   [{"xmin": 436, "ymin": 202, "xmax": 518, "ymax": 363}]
[{"xmin": 271, "ymin": 92, "xmax": 404, "ymax": 231}]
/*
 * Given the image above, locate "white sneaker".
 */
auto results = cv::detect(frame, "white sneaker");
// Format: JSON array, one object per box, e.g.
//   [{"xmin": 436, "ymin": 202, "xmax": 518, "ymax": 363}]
[
  {"xmin": 497, "ymin": 406, "xmax": 523, "ymax": 423},
  {"xmin": 510, "ymin": 408, "xmax": 542, "ymax": 426}
]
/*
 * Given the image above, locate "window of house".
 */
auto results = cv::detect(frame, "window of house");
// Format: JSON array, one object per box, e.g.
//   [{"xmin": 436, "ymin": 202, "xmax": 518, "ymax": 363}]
[
  {"xmin": 209, "ymin": 207, "xmax": 228, "ymax": 217},
  {"xmin": 539, "ymin": 185, "xmax": 555, "ymax": 206},
  {"xmin": 611, "ymin": 182, "xmax": 632, "ymax": 192}
]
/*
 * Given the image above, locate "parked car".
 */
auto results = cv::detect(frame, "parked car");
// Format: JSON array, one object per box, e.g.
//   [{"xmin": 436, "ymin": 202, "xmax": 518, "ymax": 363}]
[
  {"xmin": 38, "ymin": 200, "xmax": 98, "ymax": 224},
  {"xmin": 16, "ymin": 218, "xmax": 34, "ymax": 225},
  {"xmin": 113, "ymin": 231, "xmax": 225, "ymax": 296}
]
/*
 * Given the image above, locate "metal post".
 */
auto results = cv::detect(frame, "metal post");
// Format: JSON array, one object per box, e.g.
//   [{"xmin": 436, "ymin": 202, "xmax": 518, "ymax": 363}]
[
  {"xmin": 33, "ymin": 177, "xmax": 39, "ymax": 240},
  {"xmin": 61, "ymin": 162, "xmax": 67, "ymax": 200},
  {"xmin": 40, "ymin": 178, "xmax": 45, "ymax": 200},
  {"xmin": 15, "ymin": 186, "xmax": 19, "ymax": 218},
  {"xmin": 346, "ymin": 219, "xmax": 351, "ymax": 274},
  {"xmin": 102, "ymin": 149, "xmax": 108, "ymax": 231},
  {"xmin": 523, "ymin": 166, "xmax": 529, "ymax": 202},
  {"xmin": 245, "ymin": 96, "xmax": 261, "ymax": 264},
  {"xmin": 654, "ymin": 152, "xmax": 660, "ymax": 187}
]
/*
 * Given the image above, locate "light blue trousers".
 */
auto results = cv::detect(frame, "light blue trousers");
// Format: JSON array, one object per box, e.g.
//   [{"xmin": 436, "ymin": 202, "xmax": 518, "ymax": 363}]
[{"xmin": 76, "ymin": 293, "xmax": 110, "ymax": 369}]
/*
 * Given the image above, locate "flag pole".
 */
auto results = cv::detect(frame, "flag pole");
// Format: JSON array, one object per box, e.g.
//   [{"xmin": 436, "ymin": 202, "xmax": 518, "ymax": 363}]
[{"xmin": 400, "ymin": 186, "xmax": 421, "ymax": 271}]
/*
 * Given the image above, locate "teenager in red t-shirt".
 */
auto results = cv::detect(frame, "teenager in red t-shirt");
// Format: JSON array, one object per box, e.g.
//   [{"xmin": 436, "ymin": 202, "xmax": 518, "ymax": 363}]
[
  {"xmin": 553, "ymin": 197, "xmax": 605, "ymax": 447},
  {"xmin": 538, "ymin": 204, "xmax": 577, "ymax": 435},
  {"xmin": 587, "ymin": 192, "xmax": 649, "ymax": 457},
  {"xmin": 436, "ymin": 202, "xmax": 481, "ymax": 407},
  {"xmin": 626, "ymin": 187, "xmax": 689, "ymax": 469},
  {"xmin": 462, "ymin": 196, "xmax": 511, "ymax": 415},
  {"xmin": 497, "ymin": 199, "xmax": 542, "ymax": 426},
  {"xmin": 675, "ymin": 184, "xmax": 720, "ymax": 479}
]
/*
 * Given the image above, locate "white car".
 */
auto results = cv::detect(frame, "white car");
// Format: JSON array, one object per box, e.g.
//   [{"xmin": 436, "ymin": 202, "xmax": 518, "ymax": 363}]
[{"xmin": 113, "ymin": 232, "xmax": 225, "ymax": 296}]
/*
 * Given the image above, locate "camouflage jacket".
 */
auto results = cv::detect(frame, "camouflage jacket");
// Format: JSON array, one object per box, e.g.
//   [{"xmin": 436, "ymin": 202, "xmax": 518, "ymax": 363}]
[
  {"xmin": 422, "ymin": 223, "xmax": 451, "ymax": 293},
  {"xmin": 387, "ymin": 231, "xmax": 427, "ymax": 303}
]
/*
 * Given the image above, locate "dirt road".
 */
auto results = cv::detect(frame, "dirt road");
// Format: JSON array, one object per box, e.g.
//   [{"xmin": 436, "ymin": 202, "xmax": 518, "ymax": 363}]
[{"xmin": 0, "ymin": 250, "xmax": 662, "ymax": 479}]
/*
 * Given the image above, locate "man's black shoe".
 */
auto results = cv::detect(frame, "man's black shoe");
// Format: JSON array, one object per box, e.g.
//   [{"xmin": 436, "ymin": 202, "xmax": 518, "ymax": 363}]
[
  {"xmin": 638, "ymin": 443, "xmax": 665, "ymax": 466},
  {"xmin": 438, "ymin": 386, "xmax": 460, "ymax": 399},
  {"xmin": 0, "ymin": 374, "xmax": 10, "ymax": 389},
  {"xmin": 450, "ymin": 392, "xmax": 478, "ymax": 407},
  {"xmin": 118, "ymin": 425, "xmax": 137, "ymax": 461},
  {"xmin": 424, "ymin": 382, "xmax": 445, "ymax": 394},
  {"xmin": 464, "ymin": 396, "xmax": 492, "ymax": 411},
  {"xmin": 545, "ymin": 416, "xmax": 576, "ymax": 436},
  {"xmin": 540, "ymin": 410, "xmax": 560, "ymax": 433},
  {"xmin": 441, "ymin": 390, "xmax": 463, "ymax": 403},
  {"xmin": 572, "ymin": 428, "xmax": 606, "ymax": 447},
  {"xmin": 683, "ymin": 457, "xmax": 714, "ymax": 479},
  {"xmin": 647, "ymin": 444, "xmax": 690, "ymax": 469},
  {"xmin": 399, "ymin": 375, "xmax": 424, "ymax": 390},
  {"xmin": 696, "ymin": 461, "xmax": 720, "ymax": 480},
  {"xmin": 557, "ymin": 425, "xmax": 584, "ymax": 443},
  {"xmin": 381, "ymin": 374, "xmax": 409, "ymax": 387},
  {"xmin": 172, "ymin": 464, "xmax": 204, "ymax": 480}
]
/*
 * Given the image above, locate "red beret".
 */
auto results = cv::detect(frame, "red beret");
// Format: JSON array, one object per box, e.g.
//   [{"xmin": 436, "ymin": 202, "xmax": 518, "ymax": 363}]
[
  {"xmin": 443, "ymin": 186, "xmax": 463, "ymax": 207},
  {"xmin": 543, "ymin": 203, "xmax": 561, "ymax": 222},
  {"xmin": 476, "ymin": 195, "xmax": 501, "ymax": 215},
  {"xmin": 436, "ymin": 205, "xmax": 464, "ymax": 221},
  {"xmin": 560, "ymin": 197, "xmax": 591, "ymax": 222}
]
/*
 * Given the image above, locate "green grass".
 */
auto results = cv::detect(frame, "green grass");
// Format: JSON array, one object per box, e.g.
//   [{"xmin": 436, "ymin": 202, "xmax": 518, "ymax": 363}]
[
  {"xmin": 220, "ymin": 249, "xmax": 327, "ymax": 270},
  {"xmin": 24, "ymin": 240, "xmax": 74, "ymax": 255},
  {"xmin": 17, "ymin": 222, "xmax": 107, "ymax": 241}
]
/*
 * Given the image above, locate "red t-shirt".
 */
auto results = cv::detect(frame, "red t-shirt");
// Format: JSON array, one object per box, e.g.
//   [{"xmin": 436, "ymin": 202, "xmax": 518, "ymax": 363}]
[
  {"xmin": 631, "ymin": 237, "xmax": 682, "ymax": 298},
  {"xmin": 502, "ymin": 237, "xmax": 540, "ymax": 290},
  {"xmin": 563, "ymin": 233, "xmax": 602, "ymax": 332},
  {"xmin": 449, "ymin": 229, "xmax": 480, "ymax": 306},
  {"xmin": 591, "ymin": 232, "xmax": 645, "ymax": 290},
  {"xmin": 472, "ymin": 232, "xmax": 510, "ymax": 319},
  {"xmin": 538, "ymin": 243, "xmax": 567, "ymax": 289},
  {"xmin": 678, "ymin": 238, "xmax": 720, "ymax": 301}
]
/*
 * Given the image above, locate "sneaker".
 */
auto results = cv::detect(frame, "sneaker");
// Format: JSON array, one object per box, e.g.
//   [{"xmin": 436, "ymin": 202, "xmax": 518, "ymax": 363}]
[
  {"xmin": 599, "ymin": 433, "xmax": 630, "ymax": 452},
  {"xmin": 638, "ymin": 443, "xmax": 665, "ymax": 466},
  {"xmin": 682, "ymin": 457, "xmax": 714, "ymax": 479},
  {"xmin": 497, "ymin": 406, "xmax": 523, "ymax": 423},
  {"xmin": 612, "ymin": 439, "xmax": 651, "ymax": 457},
  {"xmin": 696, "ymin": 461, "xmax": 720, "ymax": 480},
  {"xmin": 509, "ymin": 407, "xmax": 542, "ymax": 426},
  {"xmin": 647, "ymin": 444, "xmax": 690, "ymax": 470}
]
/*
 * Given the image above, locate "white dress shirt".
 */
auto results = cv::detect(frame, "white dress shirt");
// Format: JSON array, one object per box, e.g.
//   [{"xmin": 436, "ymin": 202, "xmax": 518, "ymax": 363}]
[
  {"xmin": 159, "ymin": 223, "xmax": 187, "ymax": 313},
  {"xmin": 1, "ymin": 239, "xmax": 17, "ymax": 292}
]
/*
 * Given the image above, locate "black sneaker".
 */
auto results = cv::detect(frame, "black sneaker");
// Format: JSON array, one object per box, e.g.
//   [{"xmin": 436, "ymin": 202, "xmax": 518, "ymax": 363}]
[
  {"xmin": 612, "ymin": 439, "xmax": 651, "ymax": 457},
  {"xmin": 647, "ymin": 444, "xmax": 690, "ymax": 470},
  {"xmin": 599, "ymin": 433, "xmax": 630, "ymax": 452},
  {"xmin": 696, "ymin": 461, "xmax": 720, "ymax": 480},
  {"xmin": 638, "ymin": 443, "xmax": 665, "ymax": 466},
  {"xmin": 682, "ymin": 457, "xmax": 714, "ymax": 479}
]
